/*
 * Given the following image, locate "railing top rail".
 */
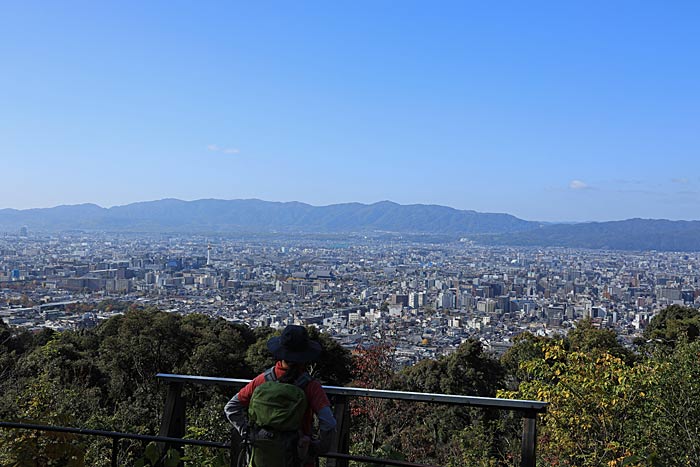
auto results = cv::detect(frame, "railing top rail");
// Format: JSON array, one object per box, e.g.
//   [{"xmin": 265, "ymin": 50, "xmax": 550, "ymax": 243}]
[
  {"xmin": 0, "ymin": 421, "xmax": 227, "ymax": 449},
  {"xmin": 155, "ymin": 373, "xmax": 547, "ymax": 412}
]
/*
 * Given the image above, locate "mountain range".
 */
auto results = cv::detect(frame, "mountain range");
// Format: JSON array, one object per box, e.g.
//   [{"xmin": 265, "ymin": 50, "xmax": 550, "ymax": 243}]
[
  {"xmin": 0, "ymin": 199, "xmax": 537, "ymax": 235},
  {"xmin": 2, "ymin": 198, "xmax": 700, "ymax": 251},
  {"xmin": 479, "ymin": 218, "xmax": 700, "ymax": 252}
]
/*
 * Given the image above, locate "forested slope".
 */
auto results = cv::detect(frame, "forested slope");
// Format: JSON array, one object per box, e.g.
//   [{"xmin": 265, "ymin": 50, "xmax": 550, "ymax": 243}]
[{"xmin": 1, "ymin": 304, "xmax": 700, "ymax": 466}]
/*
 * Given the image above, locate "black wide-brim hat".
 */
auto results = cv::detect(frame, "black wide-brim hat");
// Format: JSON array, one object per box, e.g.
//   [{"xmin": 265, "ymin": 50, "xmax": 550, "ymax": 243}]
[{"xmin": 267, "ymin": 325, "xmax": 322, "ymax": 363}]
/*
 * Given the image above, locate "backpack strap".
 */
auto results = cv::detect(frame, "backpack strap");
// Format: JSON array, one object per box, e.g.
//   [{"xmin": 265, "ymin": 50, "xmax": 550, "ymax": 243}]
[
  {"xmin": 293, "ymin": 372, "xmax": 312, "ymax": 390},
  {"xmin": 264, "ymin": 366, "xmax": 312, "ymax": 388},
  {"xmin": 263, "ymin": 366, "xmax": 277, "ymax": 382}
]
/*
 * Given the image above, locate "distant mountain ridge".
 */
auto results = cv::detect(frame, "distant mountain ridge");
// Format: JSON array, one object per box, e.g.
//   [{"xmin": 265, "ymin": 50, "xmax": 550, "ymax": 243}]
[
  {"xmin": 0, "ymin": 198, "xmax": 538, "ymax": 235},
  {"xmin": 3, "ymin": 199, "xmax": 700, "ymax": 251},
  {"xmin": 478, "ymin": 218, "xmax": 700, "ymax": 252}
]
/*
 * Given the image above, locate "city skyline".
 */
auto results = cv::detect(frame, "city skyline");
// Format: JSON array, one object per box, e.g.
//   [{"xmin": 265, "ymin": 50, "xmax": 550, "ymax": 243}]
[{"xmin": 2, "ymin": 1, "xmax": 700, "ymax": 222}]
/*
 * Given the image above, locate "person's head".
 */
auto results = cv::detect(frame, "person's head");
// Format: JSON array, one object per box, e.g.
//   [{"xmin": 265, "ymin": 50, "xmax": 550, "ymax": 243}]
[{"xmin": 267, "ymin": 325, "xmax": 322, "ymax": 364}]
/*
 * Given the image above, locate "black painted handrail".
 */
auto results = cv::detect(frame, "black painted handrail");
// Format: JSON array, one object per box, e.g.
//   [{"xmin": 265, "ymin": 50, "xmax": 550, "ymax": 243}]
[
  {"xmin": 0, "ymin": 421, "xmax": 230, "ymax": 467},
  {"xmin": 155, "ymin": 373, "xmax": 547, "ymax": 467},
  {"xmin": 155, "ymin": 373, "xmax": 548, "ymax": 412},
  {"xmin": 0, "ymin": 421, "xmax": 437, "ymax": 467},
  {"xmin": 0, "ymin": 421, "xmax": 228, "ymax": 448}
]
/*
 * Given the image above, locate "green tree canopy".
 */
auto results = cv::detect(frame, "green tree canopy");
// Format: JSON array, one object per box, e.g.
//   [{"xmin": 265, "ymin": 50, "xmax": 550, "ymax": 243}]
[
  {"xmin": 566, "ymin": 318, "xmax": 635, "ymax": 363},
  {"xmin": 500, "ymin": 341, "xmax": 652, "ymax": 467},
  {"xmin": 643, "ymin": 304, "xmax": 700, "ymax": 347},
  {"xmin": 1, "ymin": 306, "xmax": 353, "ymax": 466},
  {"xmin": 500, "ymin": 331, "xmax": 547, "ymax": 387}
]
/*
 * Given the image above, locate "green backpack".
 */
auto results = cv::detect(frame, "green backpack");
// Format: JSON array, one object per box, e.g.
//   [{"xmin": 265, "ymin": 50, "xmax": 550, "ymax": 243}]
[{"xmin": 247, "ymin": 367, "xmax": 311, "ymax": 467}]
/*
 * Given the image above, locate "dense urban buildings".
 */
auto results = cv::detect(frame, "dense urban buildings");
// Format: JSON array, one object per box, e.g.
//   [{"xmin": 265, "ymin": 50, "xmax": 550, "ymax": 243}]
[{"xmin": 2, "ymin": 230, "xmax": 698, "ymax": 366}]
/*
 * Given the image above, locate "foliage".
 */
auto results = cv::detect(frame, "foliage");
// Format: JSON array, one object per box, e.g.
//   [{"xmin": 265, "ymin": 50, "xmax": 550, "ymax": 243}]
[
  {"xmin": 500, "ymin": 340, "xmax": 654, "ymax": 467},
  {"xmin": 500, "ymin": 332, "xmax": 547, "ymax": 387},
  {"xmin": 6, "ymin": 301, "xmax": 700, "ymax": 467},
  {"xmin": 349, "ymin": 339, "xmax": 510, "ymax": 466},
  {"xmin": 306, "ymin": 326, "xmax": 353, "ymax": 385},
  {"xmin": 0, "ymin": 371, "xmax": 95, "ymax": 466},
  {"xmin": 244, "ymin": 328, "xmax": 277, "ymax": 374},
  {"xmin": 643, "ymin": 304, "xmax": 700, "ymax": 347},
  {"xmin": 440, "ymin": 339, "xmax": 505, "ymax": 397},
  {"xmin": 133, "ymin": 442, "xmax": 182, "ymax": 467},
  {"xmin": 349, "ymin": 441, "xmax": 406, "ymax": 467},
  {"xmin": 565, "ymin": 318, "xmax": 636, "ymax": 364},
  {"xmin": 0, "ymin": 304, "xmax": 351, "ymax": 466},
  {"xmin": 504, "ymin": 335, "xmax": 700, "ymax": 466},
  {"xmin": 638, "ymin": 341, "xmax": 700, "ymax": 466},
  {"xmin": 349, "ymin": 342, "xmax": 397, "ymax": 455}
]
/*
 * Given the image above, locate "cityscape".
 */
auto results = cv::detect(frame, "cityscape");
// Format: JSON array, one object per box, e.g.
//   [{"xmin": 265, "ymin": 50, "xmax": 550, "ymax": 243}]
[
  {"xmin": 3, "ymin": 227, "xmax": 696, "ymax": 366},
  {"xmin": 3, "ymin": 2, "xmax": 700, "ymax": 465}
]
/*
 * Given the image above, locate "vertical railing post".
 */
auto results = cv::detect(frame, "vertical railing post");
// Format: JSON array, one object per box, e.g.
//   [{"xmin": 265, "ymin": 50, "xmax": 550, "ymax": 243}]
[
  {"xmin": 520, "ymin": 410, "xmax": 537, "ymax": 467},
  {"xmin": 159, "ymin": 381, "xmax": 186, "ymax": 466},
  {"xmin": 111, "ymin": 437, "xmax": 119, "ymax": 467},
  {"xmin": 326, "ymin": 394, "xmax": 350, "ymax": 467}
]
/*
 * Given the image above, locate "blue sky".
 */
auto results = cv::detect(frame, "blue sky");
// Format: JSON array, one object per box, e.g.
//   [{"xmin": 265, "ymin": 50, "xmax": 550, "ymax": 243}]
[{"xmin": 1, "ymin": 1, "xmax": 699, "ymax": 222}]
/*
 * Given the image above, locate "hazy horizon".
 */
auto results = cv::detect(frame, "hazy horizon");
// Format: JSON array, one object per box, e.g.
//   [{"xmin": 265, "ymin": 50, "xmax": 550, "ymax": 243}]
[{"xmin": 2, "ymin": 196, "xmax": 700, "ymax": 224}]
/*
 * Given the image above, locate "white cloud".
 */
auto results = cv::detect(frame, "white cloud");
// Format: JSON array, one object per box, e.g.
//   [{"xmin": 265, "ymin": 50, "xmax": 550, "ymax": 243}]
[
  {"xmin": 569, "ymin": 180, "xmax": 589, "ymax": 190},
  {"xmin": 672, "ymin": 178, "xmax": 688, "ymax": 184},
  {"xmin": 207, "ymin": 144, "xmax": 240, "ymax": 155}
]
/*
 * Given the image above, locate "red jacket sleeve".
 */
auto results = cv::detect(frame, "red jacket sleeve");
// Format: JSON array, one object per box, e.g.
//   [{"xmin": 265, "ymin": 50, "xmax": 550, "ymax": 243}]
[
  {"xmin": 305, "ymin": 379, "xmax": 331, "ymax": 413},
  {"xmin": 236, "ymin": 373, "xmax": 267, "ymax": 406}
]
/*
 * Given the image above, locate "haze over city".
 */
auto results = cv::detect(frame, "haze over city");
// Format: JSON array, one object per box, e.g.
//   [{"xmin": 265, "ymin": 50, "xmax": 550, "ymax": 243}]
[{"xmin": 2, "ymin": 1, "xmax": 699, "ymax": 222}]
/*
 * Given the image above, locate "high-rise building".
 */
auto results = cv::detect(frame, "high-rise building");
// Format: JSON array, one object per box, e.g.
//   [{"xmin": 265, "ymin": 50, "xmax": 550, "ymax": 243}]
[
  {"xmin": 391, "ymin": 293, "xmax": 409, "ymax": 307},
  {"xmin": 408, "ymin": 292, "xmax": 420, "ymax": 309},
  {"xmin": 477, "ymin": 299, "xmax": 496, "ymax": 313},
  {"xmin": 437, "ymin": 291, "xmax": 455, "ymax": 309}
]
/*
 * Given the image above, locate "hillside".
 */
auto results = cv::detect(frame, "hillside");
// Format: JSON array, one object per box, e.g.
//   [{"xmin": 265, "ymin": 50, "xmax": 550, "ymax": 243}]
[
  {"xmin": 0, "ymin": 199, "xmax": 538, "ymax": 235},
  {"xmin": 477, "ymin": 218, "xmax": 700, "ymax": 251},
  {"xmin": 4, "ymin": 199, "xmax": 700, "ymax": 251},
  {"xmin": 2, "ymin": 306, "xmax": 700, "ymax": 466}
]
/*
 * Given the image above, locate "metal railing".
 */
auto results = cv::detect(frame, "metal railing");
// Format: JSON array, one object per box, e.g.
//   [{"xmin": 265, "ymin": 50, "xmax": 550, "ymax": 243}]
[
  {"xmin": 0, "ymin": 421, "xmax": 436, "ymax": 467},
  {"xmin": 1, "ymin": 374, "xmax": 546, "ymax": 467},
  {"xmin": 0, "ymin": 420, "xmax": 230, "ymax": 467},
  {"xmin": 156, "ymin": 373, "xmax": 547, "ymax": 467}
]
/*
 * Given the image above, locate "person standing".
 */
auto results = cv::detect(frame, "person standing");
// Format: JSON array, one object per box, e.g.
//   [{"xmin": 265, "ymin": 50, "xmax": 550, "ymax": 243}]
[{"xmin": 225, "ymin": 325, "xmax": 337, "ymax": 467}]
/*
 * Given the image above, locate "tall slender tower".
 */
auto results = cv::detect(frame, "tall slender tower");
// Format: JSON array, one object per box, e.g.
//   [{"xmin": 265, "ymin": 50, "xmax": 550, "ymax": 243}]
[{"xmin": 207, "ymin": 243, "xmax": 212, "ymax": 266}]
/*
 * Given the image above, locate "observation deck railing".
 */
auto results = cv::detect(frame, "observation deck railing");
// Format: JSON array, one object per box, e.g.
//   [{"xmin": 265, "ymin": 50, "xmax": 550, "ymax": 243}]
[
  {"xmin": 156, "ymin": 373, "xmax": 547, "ymax": 467},
  {"xmin": 1, "ymin": 374, "xmax": 546, "ymax": 466},
  {"xmin": 0, "ymin": 420, "xmax": 432, "ymax": 467},
  {"xmin": 0, "ymin": 421, "xmax": 230, "ymax": 466}
]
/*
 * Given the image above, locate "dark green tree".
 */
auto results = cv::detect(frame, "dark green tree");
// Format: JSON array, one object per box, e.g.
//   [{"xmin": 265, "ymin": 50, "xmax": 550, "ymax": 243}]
[
  {"xmin": 352, "ymin": 339, "xmax": 509, "ymax": 466},
  {"xmin": 179, "ymin": 314, "xmax": 253, "ymax": 379},
  {"xmin": 306, "ymin": 326, "xmax": 353, "ymax": 385},
  {"xmin": 244, "ymin": 328, "xmax": 277, "ymax": 374},
  {"xmin": 566, "ymin": 318, "xmax": 635, "ymax": 363},
  {"xmin": 500, "ymin": 332, "xmax": 547, "ymax": 387},
  {"xmin": 635, "ymin": 340, "xmax": 700, "ymax": 465},
  {"xmin": 643, "ymin": 304, "xmax": 700, "ymax": 347},
  {"xmin": 440, "ymin": 339, "xmax": 505, "ymax": 396}
]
